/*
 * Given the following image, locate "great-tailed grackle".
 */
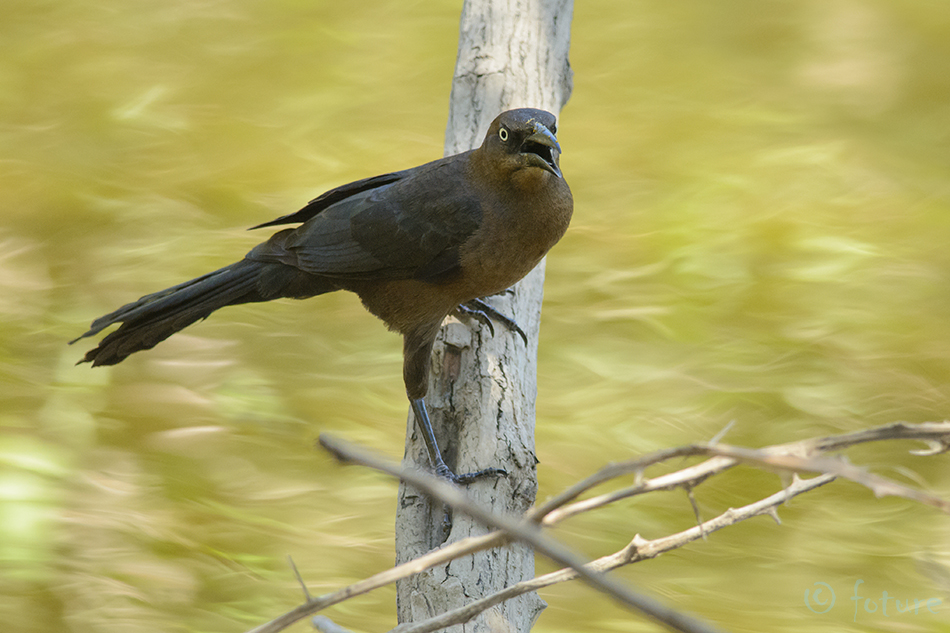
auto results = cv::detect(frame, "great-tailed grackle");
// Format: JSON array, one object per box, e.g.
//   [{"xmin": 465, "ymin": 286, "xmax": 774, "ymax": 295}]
[{"xmin": 72, "ymin": 108, "xmax": 573, "ymax": 482}]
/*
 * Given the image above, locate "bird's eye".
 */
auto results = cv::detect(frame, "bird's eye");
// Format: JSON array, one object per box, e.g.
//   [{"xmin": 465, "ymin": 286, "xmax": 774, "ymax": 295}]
[{"xmin": 498, "ymin": 127, "xmax": 509, "ymax": 142}]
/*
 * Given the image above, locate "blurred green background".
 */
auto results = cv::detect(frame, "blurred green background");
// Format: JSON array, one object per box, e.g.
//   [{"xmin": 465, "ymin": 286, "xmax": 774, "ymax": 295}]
[{"xmin": 2, "ymin": 0, "xmax": 950, "ymax": 631}]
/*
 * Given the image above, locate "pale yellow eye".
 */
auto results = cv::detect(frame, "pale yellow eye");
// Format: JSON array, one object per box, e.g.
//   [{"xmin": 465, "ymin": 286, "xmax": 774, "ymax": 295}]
[{"xmin": 498, "ymin": 127, "xmax": 508, "ymax": 142}]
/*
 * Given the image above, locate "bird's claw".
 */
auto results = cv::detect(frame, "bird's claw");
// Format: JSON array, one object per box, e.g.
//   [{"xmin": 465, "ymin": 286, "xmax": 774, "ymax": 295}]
[
  {"xmin": 434, "ymin": 463, "xmax": 508, "ymax": 485},
  {"xmin": 454, "ymin": 303, "xmax": 495, "ymax": 337},
  {"xmin": 431, "ymin": 463, "xmax": 507, "ymax": 538},
  {"xmin": 456, "ymin": 298, "xmax": 528, "ymax": 345},
  {"xmin": 451, "ymin": 466, "xmax": 508, "ymax": 485}
]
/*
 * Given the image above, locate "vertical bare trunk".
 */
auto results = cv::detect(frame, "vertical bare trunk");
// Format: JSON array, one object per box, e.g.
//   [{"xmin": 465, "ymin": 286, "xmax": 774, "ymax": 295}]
[{"xmin": 395, "ymin": 1, "xmax": 573, "ymax": 631}]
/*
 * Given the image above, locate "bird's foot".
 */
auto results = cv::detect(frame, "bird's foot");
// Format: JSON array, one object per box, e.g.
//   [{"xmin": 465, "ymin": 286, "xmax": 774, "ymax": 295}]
[
  {"xmin": 434, "ymin": 462, "xmax": 508, "ymax": 485},
  {"xmin": 456, "ymin": 298, "xmax": 528, "ymax": 345},
  {"xmin": 454, "ymin": 303, "xmax": 495, "ymax": 337},
  {"xmin": 433, "ymin": 463, "xmax": 507, "ymax": 538}
]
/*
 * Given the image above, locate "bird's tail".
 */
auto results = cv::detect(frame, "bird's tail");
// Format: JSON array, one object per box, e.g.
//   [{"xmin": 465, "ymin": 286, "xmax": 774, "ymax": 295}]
[{"xmin": 72, "ymin": 258, "xmax": 334, "ymax": 366}]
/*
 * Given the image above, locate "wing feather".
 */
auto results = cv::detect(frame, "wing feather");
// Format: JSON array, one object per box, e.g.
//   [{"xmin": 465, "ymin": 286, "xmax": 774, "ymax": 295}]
[{"xmin": 246, "ymin": 153, "xmax": 481, "ymax": 282}]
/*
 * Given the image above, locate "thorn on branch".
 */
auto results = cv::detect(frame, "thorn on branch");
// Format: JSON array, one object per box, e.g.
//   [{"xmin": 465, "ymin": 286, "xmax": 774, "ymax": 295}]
[
  {"xmin": 312, "ymin": 616, "xmax": 354, "ymax": 633},
  {"xmin": 289, "ymin": 555, "xmax": 312, "ymax": 602},
  {"xmin": 260, "ymin": 422, "xmax": 950, "ymax": 633},
  {"xmin": 620, "ymin": 535, "xmax": 649, "ymax": 563},
  {"xmin": 631, "ymin": 534, "xmax": 650, "ymax": 549},
  {"xmin": 910, "ymin": 439, "xmax": 950, "ymax": 456},
  {"xmin": 709, "ymin": 420, "xmax": 735, "ymax": 445},
  {"xmin": 633, "ymin": 468, "xmax": 644, "ymax": 486},
  {"xmin": 684, "ymin": 486, "xmax": 705, "ymax": 540}
]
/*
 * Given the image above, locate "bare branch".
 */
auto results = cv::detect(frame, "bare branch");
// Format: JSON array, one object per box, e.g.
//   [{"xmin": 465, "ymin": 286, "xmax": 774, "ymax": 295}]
[
  {"xmin": 389, "ymin": 474, "xmax": 836, "ymax": 633},
  {"xmin": 320, "ymin": 434, "xmax": 728, "ymax": 633},
  {"xmin": 699, "ymin": 443, "xmax": 950, "ymax": 513},
  {"xmin": 542, "ymin": 421, "xmax": 950, "ymax": 525},
  {"xmin": 531, "ymin": 447, "xmax": 715, "ymax": 522},
  {"xmin": 249, "ymin": 421, "xmax": 950, "ymax": 633},
  {"xmin": 540, "ymin": 454, "xmax": 737, "ymax": 525},
  {"xmin": 807, "ymin": 421, "xmax": 950, "ymax": 454},
  {"xmin": 246, "ymin": 529, "xmax": 510, "ymax": 633}
]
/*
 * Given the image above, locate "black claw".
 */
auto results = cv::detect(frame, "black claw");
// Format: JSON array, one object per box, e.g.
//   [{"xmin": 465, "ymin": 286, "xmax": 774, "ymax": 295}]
[
  {"xmin": 457, "ymin": 298, "xmax": 528, "ymax": 345},
  {"xmin": 433, "ymin": 463, "xmax": 455, "ymax": 480},
  {"xmin": 433, "ymin": 466, "xmax": 507, "ymax": 537},
  {"xmin": 434, "ymin": 462, "xmax": 507, "ymax": 485},
  {"xmin": 449, "ymin": 467, "xmax": 508, "ymax": 485},
  {"xmin": 454, "ymin": 303, "xmax": 495, "ymax": 337}
]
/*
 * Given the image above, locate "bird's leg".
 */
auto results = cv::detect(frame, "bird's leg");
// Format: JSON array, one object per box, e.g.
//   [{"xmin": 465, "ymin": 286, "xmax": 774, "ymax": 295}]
[
  {"xmin": 410, "ymin": 398, "xmax": 452, "ymax": 480},
  {"xmin": 458, "ymin": 298, "xmax": 528, "ymax": 346},
  {"xmin": 410, "ymin": 398, "xmax": 507, "ymax": 484}
]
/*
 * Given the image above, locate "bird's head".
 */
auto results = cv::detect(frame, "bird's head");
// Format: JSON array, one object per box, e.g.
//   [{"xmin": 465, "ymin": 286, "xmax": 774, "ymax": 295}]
[{"xmin": 482, "ymin": 108, "xmax": 563, "ymax": 179}]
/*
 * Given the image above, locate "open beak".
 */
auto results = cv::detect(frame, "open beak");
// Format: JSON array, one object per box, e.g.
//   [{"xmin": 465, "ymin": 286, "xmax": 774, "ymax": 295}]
[{"xmin": 521, "ymin": 122, "xmax": 562, "ymax": 178}]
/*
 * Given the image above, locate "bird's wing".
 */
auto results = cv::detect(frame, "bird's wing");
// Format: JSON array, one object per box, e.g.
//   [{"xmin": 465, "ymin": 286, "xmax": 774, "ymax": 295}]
[
  {"xmin": 249, "ymin": 171, "xmax": 407, "ymax": 229},
  {"xmin": 246, "ymin": 155, "xmax": 482, "ymax": 281}
]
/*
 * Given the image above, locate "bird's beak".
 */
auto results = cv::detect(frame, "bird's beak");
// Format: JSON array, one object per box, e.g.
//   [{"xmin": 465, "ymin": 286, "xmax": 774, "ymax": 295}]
[{"xmin": 522, "ymin": 122, "xmax": 563, "ymax": 178}]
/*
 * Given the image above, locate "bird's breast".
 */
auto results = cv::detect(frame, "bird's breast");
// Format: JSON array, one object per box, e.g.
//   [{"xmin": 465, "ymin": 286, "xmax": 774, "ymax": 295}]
[{"xmin": 456, "ymin": 177, "xmax": 572, "ymax": 298}]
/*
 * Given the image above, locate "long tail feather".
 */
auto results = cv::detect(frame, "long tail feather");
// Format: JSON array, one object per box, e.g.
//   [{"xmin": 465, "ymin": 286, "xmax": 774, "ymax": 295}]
[{"xmin": 72, "ymin": 259, "xmax": 331, "ymax": 366}]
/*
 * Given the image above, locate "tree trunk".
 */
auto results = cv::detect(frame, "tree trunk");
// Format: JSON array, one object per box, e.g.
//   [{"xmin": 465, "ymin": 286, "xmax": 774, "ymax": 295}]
[{"xmin": 395, "ymin": 1, "xmax": 573, "ymax": 631}]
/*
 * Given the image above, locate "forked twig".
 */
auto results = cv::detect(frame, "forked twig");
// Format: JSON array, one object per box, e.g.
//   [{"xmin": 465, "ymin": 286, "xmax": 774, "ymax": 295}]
[
  {"xmin": 245, "ymin": 421, "xmax": 950, "ymax": 633},
  {"xmin": 319, "ymin": 435, "xmax": 727, "ymax": 633}
]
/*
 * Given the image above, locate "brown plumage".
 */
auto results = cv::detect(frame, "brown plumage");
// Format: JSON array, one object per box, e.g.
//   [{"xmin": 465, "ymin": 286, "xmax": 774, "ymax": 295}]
[{"xmin": 73, "ymin": 108, "xmax": 573, "ymax": 481}]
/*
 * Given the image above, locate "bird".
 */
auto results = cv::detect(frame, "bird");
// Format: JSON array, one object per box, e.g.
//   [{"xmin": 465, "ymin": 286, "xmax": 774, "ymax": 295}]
[{"xmin": 72, "ymin": 107, "xmax": 573, "ymax": 482}]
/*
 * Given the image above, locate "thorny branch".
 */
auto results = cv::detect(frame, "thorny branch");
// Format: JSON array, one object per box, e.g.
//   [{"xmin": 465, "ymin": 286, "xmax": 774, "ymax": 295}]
[{"xmin": 245, "ymin": 421, "xmax": 950, "ymax": 633}]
